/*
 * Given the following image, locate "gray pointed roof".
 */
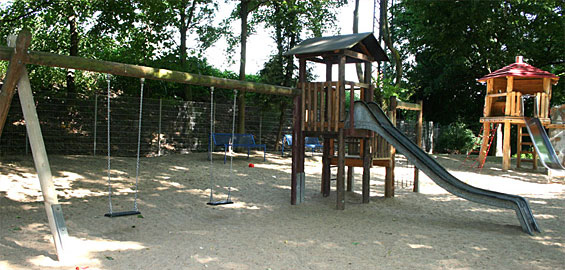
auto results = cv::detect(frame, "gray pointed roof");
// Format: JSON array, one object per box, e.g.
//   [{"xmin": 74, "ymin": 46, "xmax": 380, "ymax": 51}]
[{"xmin": 284, "ymin": 32, "xmax": 389, "ymax": 62}]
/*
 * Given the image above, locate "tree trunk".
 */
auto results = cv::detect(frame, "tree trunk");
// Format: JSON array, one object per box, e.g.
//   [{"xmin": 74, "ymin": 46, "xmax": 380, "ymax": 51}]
[
  {"xmin": 237, "ymin": 0, "xmax": 248, "ymax": 134},
  {"xmin": 67, "ymin": 5, "xmax": 78, "ymax": 97},
  {"xmin": 379, "ymin": 0, "xmax": 402, "ymax": 86},
  {"xmin": 353, "ymin": 0, "xmax": 364, "ymax": 82},
  {"xmin": 179, "ymin": 0, "xmax": 196, "ymax": 100}
]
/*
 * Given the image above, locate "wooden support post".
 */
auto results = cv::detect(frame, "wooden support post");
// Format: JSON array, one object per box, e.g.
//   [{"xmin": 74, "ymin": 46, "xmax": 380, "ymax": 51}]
[
  {"xmin": 338, "ymin": 54, "xmax": 346, "ymax": 122},
  {"xmin": 414, "ymin": 100, "xmax": 423, "ymax": 193},
  {"xmin": 291, "ymin": 58, "xmax": 307, "ymax": 205},
  {"xmin": 503, "ymin": 121, "xmax": 511, "ymax": 171},
  {"xmin": 320, "ymin": 63, "xmax": 332, "ymax": 196},
  {"xmin": 4, "ymin": 31, "xmax": 68, "ymax": 262},
  {"xmin": 362, "ymin": 61, "xmax": 372, "ymax": 201},
  {"xmin": 19, "ymin": 68, "xmax": 68, "ymax": 261},
  {"xmin": 0, "ymin": 30, "xmax": 31, "ymax": 137},
  {"xmin": 337, "ymin": 128, "xmax": 345, "ymax": 210},
  {"xmin": 385, "ymin": 98, "xmax": 397, "ymax": 197},
  {"xmin": 321, "ymin": 137, "xmax": 331, "ymax": 197},
  {"xmin": 505, "ymin": 76, "xmax": 514, "ymax": 116},
  {"xmin": 362, "ymin": 137, "xmax": 371, "ymax": 203},
  {"xmin": 335, "ymin": 54, "xmax": 346, "ymax": 210}
]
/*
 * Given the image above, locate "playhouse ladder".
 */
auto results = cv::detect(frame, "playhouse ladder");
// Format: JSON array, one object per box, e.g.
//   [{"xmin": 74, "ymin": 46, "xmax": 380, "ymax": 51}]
[
  {"xmin": 516, "ymin": 125, "xmax": 538, "ymax": 169},
  {"xmin": 463, "ymin": 123, "xmax": 498, "ymax": 170}
]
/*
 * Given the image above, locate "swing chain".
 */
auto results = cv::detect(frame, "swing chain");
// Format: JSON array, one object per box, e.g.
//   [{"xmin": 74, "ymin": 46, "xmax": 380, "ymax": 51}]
[
  {"xmin": 226, "ymin": 89, "xmax": 238, "ymax": 200},
  {"xmin": 209, "ymin": 87, "xmax": 215, "ymax": 202},
  {"xmin": 133, "ymin": 78, "xmax": 144, "ymax": 211},
  {"xmin": 106, "ymin": 74, "xmax": 113, "ymax": 214}
]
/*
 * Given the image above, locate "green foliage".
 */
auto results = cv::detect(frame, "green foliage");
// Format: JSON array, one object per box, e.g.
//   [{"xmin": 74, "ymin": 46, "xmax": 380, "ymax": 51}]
[
  {"xmin": 436, "ymin": 122, "xmax": 476, "ymax": 154},
  {"xmin": 392, "ymin": 0, "xmax": 564, "ymax": 125}
]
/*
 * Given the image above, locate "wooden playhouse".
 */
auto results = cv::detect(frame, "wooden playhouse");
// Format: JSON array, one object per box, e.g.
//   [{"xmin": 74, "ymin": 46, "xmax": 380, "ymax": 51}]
[{"xmin": 477, "ymin": 56, "xmax": 560, "ymax": 170}]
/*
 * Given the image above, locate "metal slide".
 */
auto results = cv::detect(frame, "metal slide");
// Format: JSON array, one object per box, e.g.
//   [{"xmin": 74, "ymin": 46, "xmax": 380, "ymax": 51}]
[
  {"xmin": 524, "ymin": 117, "xmax": 565, "ymax": 171},
  {"xmin": 350, "ymin": 101, "xmax": 540, "ymax": 235}
]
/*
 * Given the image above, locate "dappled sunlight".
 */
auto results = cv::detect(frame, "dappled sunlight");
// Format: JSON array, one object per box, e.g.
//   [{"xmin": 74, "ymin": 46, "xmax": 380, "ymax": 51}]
[
  {"xmin": 168, "ymin": 165, "xmax": 190, "ymax": 172},
  {"xmin": 531, "ymin": 235, "xmax": 565, "ymax": 249},
  {"xmin": 533, "ymin": 214, "xmax": 557, "ymax": 219},
  {"xmin": 281, "ymin": 239, "xmax": 317, "ymax": 248},
  {"xmin": 153, "ymin": 179, "xmax": 186, "ymax": 189},
  {"xmin": 2, "ymin": 151, "xmax": 564, "ymax": 269},
  {"xmin": 0, "ymin": 261, "xmax": 24, "ymax": 270},
  {"xmin": 192, "ymin": 254, "xmax": 218, "ymax": 264},
  {"xmin": 272, "ymin": 184, "xmax": 291, "ymax": 190},
  {"xmin": 465, "ymin": 207, "xmax": 507, "ymax": 213},
  {"xmin": 27, "ymin": 236, "xmax": 145, "ymax": 268},
  {"xmin": 229, "ymin": 201, "xmax": 261, "ymax": 210},
  {"xmin": 408, "ymin": 243, "xmax": 433, "ymax": 249}
]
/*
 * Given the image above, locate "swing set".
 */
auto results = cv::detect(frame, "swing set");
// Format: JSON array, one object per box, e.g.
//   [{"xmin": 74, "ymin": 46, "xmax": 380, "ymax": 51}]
[{"xmin": 0, "ymin": 29, "xmax": 298, "ymax": 261}]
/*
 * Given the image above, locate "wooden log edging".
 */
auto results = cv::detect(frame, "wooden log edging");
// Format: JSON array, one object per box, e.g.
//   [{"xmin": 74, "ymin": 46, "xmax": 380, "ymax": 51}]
[{"xmin": 0, "ymin": 46, "xmax": 300, "ymax": 97}]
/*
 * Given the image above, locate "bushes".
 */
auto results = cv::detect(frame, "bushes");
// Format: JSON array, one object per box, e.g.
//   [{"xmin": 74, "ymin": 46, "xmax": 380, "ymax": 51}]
[{"xmin": 436, "ymin": 122, "xmax": 476, "ymax": 154}]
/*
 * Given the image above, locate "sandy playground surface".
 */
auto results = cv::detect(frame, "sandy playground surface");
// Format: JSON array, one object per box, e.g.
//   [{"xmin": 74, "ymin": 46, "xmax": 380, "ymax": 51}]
[{"xmin": 1, "ymin": 151, "xmax": 564, "ymax": 270}]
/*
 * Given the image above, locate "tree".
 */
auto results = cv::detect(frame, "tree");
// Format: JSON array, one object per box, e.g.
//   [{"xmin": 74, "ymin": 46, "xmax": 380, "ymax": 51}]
[
  {"xmin": 380, "ymin": 0, "xmax": 402, "ymax": 87},
  {"xmin": 253, "ymin": 0, "xmax": 345, "ymax": 149},
  {"xmin": 163, "ymin": 0, "xmax": 220, "ymax": 100},
  {"xmin": 393, "ymin": 0, "xmax": 564, "ymax": 125},
  {"xmin": 353, "ymin": 0, "xmax": 364, "ymax": 82}
]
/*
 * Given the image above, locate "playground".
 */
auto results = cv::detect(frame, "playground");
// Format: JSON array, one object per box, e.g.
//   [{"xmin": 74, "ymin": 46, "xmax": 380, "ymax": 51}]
[
  {"xmin": 1, "ymin": 152, "xmax": 564, "ymax": 269},
  {"xmin": 0, "ymin": 3, "xmax": 563, "ymax": 267}
]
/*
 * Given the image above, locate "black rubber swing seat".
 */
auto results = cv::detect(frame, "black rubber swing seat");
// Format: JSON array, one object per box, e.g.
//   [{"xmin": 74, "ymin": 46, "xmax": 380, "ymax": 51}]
[
  {"xmin": 104, "ymin": 211, "xmax": 141, "ymax": 218},
  {"xmin": 207, "ymin": 200, "xmax": 234, "ymax": 206}
]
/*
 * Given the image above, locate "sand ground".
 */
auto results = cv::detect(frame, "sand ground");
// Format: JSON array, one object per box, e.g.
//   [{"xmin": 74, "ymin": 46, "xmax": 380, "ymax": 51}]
[{"xmin": 1, "ymin": 151, "xmax": 564, "ymax": 270}]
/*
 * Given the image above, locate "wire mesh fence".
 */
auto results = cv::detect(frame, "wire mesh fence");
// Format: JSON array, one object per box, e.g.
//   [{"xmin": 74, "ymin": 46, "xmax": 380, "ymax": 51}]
[
  {"xmin": 1, "ymin": 95, "xmax": 293, "ymax": 157},
  {"xmin": 1, "ymin": 94, "xmax": 441, "ymax": 157}
]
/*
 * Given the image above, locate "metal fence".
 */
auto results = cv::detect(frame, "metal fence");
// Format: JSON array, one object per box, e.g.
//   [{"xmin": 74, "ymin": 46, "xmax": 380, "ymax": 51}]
[
  {"xmin": 1, "ymin": 95, "xmax": 293, "ymax": 156},
  {"xmin": 396, "ymin": 120, "xmax": 439, "ymax": 154},
  {"xmin": 1, "ymin": 95, "xmax": 439, "ymax": 156}
]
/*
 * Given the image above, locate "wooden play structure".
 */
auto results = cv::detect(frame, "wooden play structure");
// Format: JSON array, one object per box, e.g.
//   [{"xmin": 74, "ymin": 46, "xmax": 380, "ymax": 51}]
[
  {"xmin": 285, "ymin": 33, "xmax": 423, "ymax": 209},
  {"xmin": 477, "ymin": 56, "xmax": 561, "ymax": 170}
]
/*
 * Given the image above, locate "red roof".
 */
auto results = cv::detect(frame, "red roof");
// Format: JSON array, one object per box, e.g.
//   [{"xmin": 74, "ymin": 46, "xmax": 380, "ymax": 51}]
[{"xmin": 478, "ymin": 56, "xmax": 559, "ymax": 83}]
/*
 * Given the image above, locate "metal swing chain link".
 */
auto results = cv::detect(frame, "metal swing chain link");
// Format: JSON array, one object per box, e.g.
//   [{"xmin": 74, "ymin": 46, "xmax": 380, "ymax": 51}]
[
  {"xmin": 209, "ymin": 87, "xmax": 215, "ymax": 202},
  {"xmin": 133, "ymin": 78, "xmax": 144, "ymax": 212},
  {"xmin": 106, "ymin": 74, "xmax": 113, "ymax": 214},
  {"xmin": 227, "ymin": 89, "xmax": 237, "ymax": 200}
]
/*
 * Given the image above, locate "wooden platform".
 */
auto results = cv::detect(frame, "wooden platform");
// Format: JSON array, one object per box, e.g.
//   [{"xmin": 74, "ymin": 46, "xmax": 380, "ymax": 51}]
[
  {"xmin": 480, "ymin": 116, "xmax": 551, "ymax": 125},
  {"xmin": 330, "ymin": 156, "xmax": 392, "ymax": 167}
]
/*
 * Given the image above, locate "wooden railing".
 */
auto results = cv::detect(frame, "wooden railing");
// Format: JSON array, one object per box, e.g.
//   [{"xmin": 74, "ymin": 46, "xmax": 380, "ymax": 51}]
[{"xmin": 300, "ymin": 81, "xmax": 371, "ymax": 132}]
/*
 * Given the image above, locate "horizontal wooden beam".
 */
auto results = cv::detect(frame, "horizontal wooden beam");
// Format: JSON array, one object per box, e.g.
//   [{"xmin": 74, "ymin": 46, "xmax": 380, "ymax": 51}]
[
  {"xmin": 330, "ymin": 157, "xmax": 391, "ymax": 167},
  {"xmin": 343, "ymin": 49, "xmax": 373, "ymax": 62},
  {"xmin": 305, "ymin": 57, "xmax": 326, "ymax": 64},
  {"xmin": 0, "ymin": 46, "xmax": 300, "ymax": 97},
  {"xmin": 487, "ymin": 93, "xmax": 508, "ymax": 98},
  {"xmin": 396, "ymin": 101, "xmax": 422, "ymax": 111}
]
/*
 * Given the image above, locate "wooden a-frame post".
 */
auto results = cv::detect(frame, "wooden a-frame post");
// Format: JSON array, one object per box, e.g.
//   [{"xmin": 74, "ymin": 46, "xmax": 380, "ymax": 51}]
[{"xmin": 2, "ymin": 30, "xmax": 69, "ymax": 261}]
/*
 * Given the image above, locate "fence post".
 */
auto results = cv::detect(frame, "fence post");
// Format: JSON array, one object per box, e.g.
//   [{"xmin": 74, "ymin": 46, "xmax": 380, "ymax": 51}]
[
  {"xmin": 158, "ymin": 98, "xmax": 162, "ymax": 156},
  {"xmin": 93, "ymin": 94, "xmax": 98, "ymax": 155},
  {"xmin": 259, "ymin": 114, "xmax": 262, "ymax": 145}
]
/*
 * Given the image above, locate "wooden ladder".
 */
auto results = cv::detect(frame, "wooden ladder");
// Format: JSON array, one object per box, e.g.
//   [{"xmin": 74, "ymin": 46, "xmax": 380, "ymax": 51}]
[
  {"xmin": 463, "ymin": 123, "xmax": 498, "ymax": 170},
  {"xmin": 517, "ymin": 125, "xmax": 538, "ymax": 169}
]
